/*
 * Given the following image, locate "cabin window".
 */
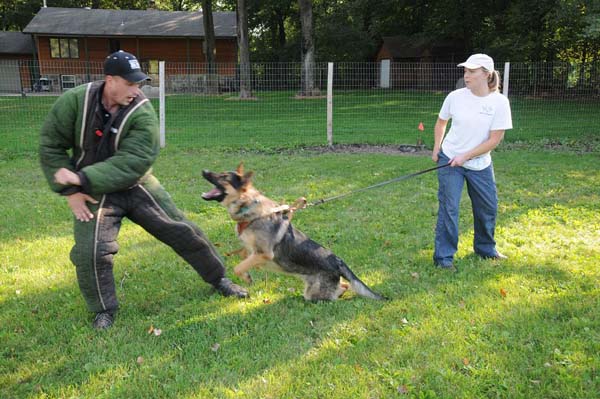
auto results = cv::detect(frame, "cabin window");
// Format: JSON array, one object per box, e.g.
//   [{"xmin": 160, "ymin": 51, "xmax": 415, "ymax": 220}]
[{"xmin": 50, "ymin": 38, "xmax": 79, "ymax": 59}]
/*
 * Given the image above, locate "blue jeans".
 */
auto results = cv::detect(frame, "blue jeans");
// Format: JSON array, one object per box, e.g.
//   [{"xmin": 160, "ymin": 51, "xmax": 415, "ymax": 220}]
[{"xmin": 434, "ymin": 151, "xmax": 498, "ymax": 266}]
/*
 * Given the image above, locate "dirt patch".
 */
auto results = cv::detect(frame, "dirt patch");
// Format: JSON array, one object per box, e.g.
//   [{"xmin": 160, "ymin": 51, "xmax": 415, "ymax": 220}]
[{"xmin": 304, "ymin": 143, "xmax": 430, "ymax": 156}]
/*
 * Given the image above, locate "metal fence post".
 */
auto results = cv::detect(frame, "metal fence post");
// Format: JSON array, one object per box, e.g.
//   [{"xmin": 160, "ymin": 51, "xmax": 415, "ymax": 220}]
[
  {"xmin": 503, "ymin": 62, "xmax": 510, "ymax": 97},
  {"xmin": 327, "ymin": 62, "xmax": 333, "ymax": 147},
  {"xmin": 159, "ymin": 60, "xmax": 166, "ymax": 148}
]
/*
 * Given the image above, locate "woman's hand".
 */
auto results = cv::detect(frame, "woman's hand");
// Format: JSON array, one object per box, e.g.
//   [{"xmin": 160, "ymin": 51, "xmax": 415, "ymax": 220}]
[{"xmin": 449, "ymin": 154, "xmax": 469, "ymax": 167}]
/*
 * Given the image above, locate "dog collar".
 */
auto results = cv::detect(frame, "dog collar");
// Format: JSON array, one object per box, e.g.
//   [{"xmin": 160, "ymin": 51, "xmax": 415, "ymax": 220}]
[{"xmin": 236, "ymin": 221, "xmax": 250, "ymax": 235}]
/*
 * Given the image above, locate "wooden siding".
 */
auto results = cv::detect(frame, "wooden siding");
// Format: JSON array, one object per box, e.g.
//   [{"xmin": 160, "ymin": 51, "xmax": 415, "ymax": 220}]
[{"xmin": 35, "ymin": 36, "xmax": 237, "ymax": 76}]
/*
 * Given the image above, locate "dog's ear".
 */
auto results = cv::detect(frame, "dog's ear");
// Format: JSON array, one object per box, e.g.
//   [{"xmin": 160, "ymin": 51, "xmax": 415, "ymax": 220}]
[
  {"xmin": 236, "ymin": 162, "xmax": 244, "ymax": 176},
  {"xmin": 242, "ymin": 171, "xmax": 254, "ymax": 186}
]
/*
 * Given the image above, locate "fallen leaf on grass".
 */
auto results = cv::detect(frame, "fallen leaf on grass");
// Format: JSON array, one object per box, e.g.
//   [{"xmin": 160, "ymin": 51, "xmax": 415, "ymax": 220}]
[
  {"xmin": 462, "ymin": 358, "xmax": 470, "ymax": 366},
  {"xmin": 136, "ymin": 356, "xmax": 144, "ymax": 365},
  {"xmin": 211, "ymin": 343, "xmax": 220, "ymax": 352},
  {"xmin": 262, "ymin": 298, "xmax": 272, "ymax": 304},
  {"xmin": 500, "ymin": 288, "xmax": 507, "ymax": 298},
  {"xmin": 147, "ymin": 325, "xmax": 162, "ymax": 336},
  {"xmin": 397, "ymin": 385, "xmax": 409, "ymax": 394},
  {"xmin": 410, "ymin": 272, "xmax": 419, "ymax": 279}
]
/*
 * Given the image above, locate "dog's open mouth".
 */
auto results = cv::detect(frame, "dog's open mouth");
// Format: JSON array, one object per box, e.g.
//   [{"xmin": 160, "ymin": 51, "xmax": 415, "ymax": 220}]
[
  {"xmin": 201, "ymin": 170, "xmax": 226, "ymax": 202},
  {"xmin": 201, "ymin": 187, "xmax": 224, "ymax": 201}
]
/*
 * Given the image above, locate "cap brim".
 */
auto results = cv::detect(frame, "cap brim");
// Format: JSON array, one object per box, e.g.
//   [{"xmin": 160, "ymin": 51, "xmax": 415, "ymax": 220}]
[
  {"xmin": 457, "ymin": 62, "xmax": 482, "ymax": 69},
  {"xmin": 122, "ymin": 71, "xmax": 150, "ymax": 83}
]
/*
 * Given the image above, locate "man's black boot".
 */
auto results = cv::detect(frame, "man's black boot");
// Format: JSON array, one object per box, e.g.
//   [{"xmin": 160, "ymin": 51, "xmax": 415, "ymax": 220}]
[
  {"xmin": 93, "ymin": 311, "xmax": 114, "ymax": 330},
  {"xmin": 214, "ymin": 277, "xmax": 249, "ymax": 298}
]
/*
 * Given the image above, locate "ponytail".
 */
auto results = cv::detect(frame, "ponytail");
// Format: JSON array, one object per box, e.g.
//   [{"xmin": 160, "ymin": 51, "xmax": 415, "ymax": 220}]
[{"xmin": 486, "ymin": 69, "xmax": 500, "ymax": 91}]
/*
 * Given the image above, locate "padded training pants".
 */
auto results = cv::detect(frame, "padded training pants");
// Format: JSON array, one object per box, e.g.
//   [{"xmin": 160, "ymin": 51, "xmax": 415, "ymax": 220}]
[{"xmin": 69, "ymin": 175, "xmax": 225, "ymax": 313}]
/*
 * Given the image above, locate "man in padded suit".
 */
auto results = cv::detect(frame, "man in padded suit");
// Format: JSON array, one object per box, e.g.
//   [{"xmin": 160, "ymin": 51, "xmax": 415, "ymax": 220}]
[{"xmin": 40, "ymin": 51, "xmax": 248, "ymax": 330}]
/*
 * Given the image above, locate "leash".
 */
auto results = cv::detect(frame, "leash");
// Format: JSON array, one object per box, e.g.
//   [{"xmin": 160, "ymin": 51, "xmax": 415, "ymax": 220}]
[
  {"xmin": 265, "ymin": 163, "xmax": 450, "ymax": 217},
  {"xmin": 306, "ymin": 163, "xmax": 451, "ymax": 208}
]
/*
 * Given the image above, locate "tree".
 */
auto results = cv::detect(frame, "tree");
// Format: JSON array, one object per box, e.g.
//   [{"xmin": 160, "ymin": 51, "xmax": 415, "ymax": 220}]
[
  {"xmin": 237, "ymin": 0, "xmax": 254, "ymax": 98},
  {"xmin": 202, "ymin": 0, "xmax": 219, "ymax": 94},
  {"xmin": 298, "ymin": 0, "xmax": 319, "ymax": 96}
]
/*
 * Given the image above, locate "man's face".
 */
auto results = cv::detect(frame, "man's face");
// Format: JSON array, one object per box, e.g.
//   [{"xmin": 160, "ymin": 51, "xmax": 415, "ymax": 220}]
[{"xmin": 104, "ymin": 75, "xmax": 141, "ymax": 106}]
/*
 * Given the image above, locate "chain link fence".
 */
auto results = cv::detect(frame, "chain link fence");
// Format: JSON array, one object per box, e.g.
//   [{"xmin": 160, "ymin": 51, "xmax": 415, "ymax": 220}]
[{"xmin": 1, "ymin": 59, "xmax": 598, "ymax": 154}]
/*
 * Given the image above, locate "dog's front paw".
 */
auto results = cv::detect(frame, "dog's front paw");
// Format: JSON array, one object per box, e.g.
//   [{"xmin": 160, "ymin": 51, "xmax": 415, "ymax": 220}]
[
  {"xmin": 234, "ymin": 266, "xmax": 253, "ymax": 285},
  {"xmin": 242, "ymin": 272, "xmax": 253, "ymax": 285}
]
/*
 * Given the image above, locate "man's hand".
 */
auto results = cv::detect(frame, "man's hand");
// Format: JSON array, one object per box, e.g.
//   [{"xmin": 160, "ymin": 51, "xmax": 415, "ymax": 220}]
[
  {"xmin": 54, "ymin": 168, "xmax": 81, "ymax": 186},
  {"xmin": 67, "ymin": 193, "xmax": 98, "ymax": 222},
  {"xmin": 432, "ymin": 148, "xmax": 440, "ymax": 163}
]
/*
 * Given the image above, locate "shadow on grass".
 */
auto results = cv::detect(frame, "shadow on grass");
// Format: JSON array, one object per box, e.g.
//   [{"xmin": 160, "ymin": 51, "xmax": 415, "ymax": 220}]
[{"xmin": 3, "ymin": 235, "xmax": 588, "ymax": 399}]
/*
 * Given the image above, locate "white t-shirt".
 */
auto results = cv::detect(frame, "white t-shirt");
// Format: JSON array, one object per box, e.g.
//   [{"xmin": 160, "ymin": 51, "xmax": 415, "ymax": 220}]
[{"xmin": 439, "ymin": 88, "xmax": 512, "ymax": 170}]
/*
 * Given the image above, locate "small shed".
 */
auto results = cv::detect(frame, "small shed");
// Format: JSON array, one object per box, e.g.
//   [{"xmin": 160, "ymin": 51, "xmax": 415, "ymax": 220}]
[
  {"xmin": 375, "ymin": 35, "xmax": 466, "ymax": 90},
  {"xmin": 0, "ymin": 32, "xmax": 36, "ymax": 93}
]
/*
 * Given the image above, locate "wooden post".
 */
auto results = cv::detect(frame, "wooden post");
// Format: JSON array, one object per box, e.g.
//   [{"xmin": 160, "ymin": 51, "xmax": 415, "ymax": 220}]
[
  {"xmin": 159, "ymin": 61, "xmax": 165, "ymax": 148},
  {"xmin": 503, "ymin": 62, "xmax": 510, "ymax": 97},
  {"xmin": 327, "ymin": 62, "xmax": 333, "ymax": 147}
]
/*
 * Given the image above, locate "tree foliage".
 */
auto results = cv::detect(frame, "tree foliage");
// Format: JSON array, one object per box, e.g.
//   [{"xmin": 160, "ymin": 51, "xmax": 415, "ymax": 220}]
[{"xmin": 2, "ymin": 0, "xmax": 598, "ymax": 63}]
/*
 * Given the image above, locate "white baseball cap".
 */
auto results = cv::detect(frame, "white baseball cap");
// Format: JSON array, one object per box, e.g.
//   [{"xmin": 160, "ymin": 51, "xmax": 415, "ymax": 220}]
[{"xmin": 457, "ymin": 53, "xmax": 494, "ymax": 71}]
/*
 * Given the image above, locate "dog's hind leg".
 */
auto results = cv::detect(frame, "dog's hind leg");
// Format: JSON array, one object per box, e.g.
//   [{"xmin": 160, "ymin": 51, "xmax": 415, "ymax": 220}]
[{"xmin": 303, "ymin": 274, "xmax": 345, "ymax": 301}]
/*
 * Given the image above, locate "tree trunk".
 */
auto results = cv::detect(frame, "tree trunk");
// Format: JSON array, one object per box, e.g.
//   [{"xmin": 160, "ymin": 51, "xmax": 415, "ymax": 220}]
[
  {"xmin": 237, "ymin": 0, "xmax": 253, "ymax": 98},
  {"xmin": 202, "ymin": 0, "xmax": 219, "ymax": 94},
  {"xmin": 298, "ymin": 0, "xmax": 320, "ymax": 97}
]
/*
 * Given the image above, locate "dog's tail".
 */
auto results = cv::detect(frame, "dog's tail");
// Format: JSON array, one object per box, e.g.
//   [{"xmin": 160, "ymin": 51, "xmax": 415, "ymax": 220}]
[{"xmin": 337, "ymin": 259, "xmax": 387, "ymax": 300}]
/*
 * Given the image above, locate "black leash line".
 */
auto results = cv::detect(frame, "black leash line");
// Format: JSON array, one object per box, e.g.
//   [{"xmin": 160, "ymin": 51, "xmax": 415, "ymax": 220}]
[{"xmin": 307, "ymin": 163, "xmax": 451, "ymax": 207}]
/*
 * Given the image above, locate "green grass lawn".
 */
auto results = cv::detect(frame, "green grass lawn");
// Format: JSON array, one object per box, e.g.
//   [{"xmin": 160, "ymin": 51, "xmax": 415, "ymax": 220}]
[
  {"xmin": 1, "ymin": 147, "xmax": 599, "ymax": 398},
  {"xmin": 1, "ymin": 90, "xmax": 599, "ymax": 155}
]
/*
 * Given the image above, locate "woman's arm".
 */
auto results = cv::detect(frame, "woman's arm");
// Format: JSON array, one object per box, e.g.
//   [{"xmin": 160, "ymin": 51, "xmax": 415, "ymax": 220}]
[{"xmin": 432, "ymin": 117, "xmax": 449, "ymax": 162}]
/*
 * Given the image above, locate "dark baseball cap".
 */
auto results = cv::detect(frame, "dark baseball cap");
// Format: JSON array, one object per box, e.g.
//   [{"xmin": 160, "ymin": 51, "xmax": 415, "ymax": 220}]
[{"xmin": 104, "ymin": 51, "xmax": 150, "ymax": 83}]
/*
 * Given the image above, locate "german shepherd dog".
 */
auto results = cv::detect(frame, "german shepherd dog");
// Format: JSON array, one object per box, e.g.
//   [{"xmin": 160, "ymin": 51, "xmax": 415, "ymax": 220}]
[{"xmin": 201, "ymin": 164, "xmax": 386, "ymax": 301}]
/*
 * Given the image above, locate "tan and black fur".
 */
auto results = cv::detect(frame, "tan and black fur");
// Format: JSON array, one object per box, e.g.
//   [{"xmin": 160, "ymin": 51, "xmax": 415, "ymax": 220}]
[{"xmin": 201, "ymin": 164, "xmax": 386, "ymax": 301}]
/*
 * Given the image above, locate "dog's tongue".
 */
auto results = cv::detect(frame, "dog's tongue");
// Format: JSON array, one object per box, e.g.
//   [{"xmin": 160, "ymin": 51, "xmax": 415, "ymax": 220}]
[{"xmin": 202, "ymin": 188, "xmax": 222, "ymax": 200}]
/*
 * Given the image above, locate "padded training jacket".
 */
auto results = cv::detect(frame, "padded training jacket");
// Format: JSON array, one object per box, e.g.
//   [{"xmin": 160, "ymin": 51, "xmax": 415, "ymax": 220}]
[{"xmin": 39, "ymin": 81, "xmax": 159, "ymax": 196}]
